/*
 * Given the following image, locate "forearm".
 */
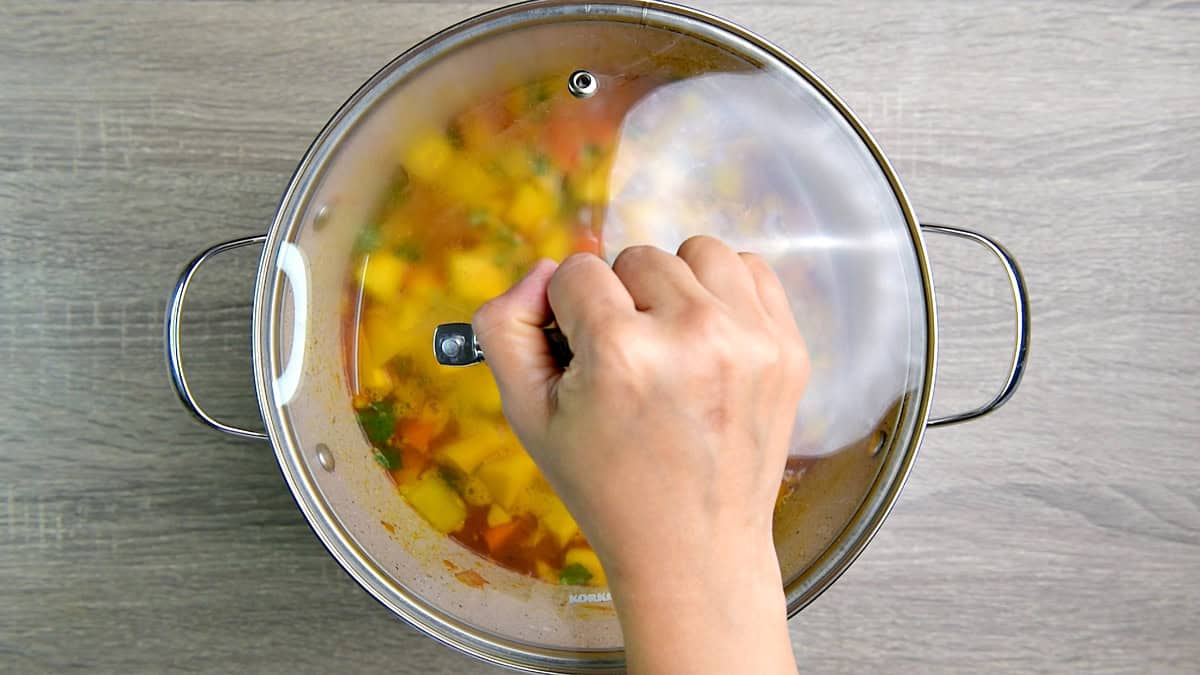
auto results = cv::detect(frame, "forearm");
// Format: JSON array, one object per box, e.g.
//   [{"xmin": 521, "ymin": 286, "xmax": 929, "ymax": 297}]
[{"xmin": 609, "ymin": 537, "xmax": 798, "ymax": 675}]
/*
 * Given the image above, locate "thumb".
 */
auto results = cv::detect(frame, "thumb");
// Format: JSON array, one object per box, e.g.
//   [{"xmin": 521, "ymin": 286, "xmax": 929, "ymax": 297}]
[{"xmin": 472, "ymin": 258, "xmax": 560, "ymax": 434}]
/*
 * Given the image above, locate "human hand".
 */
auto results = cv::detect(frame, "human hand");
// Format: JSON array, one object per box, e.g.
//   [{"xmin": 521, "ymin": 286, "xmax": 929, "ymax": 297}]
[{"xmin": 473, "ymin": 236, "xmax": 807, "ymax": 674}]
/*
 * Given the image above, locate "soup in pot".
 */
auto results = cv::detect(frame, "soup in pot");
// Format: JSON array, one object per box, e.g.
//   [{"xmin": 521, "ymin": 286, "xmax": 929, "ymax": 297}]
[{"xmin": 343, "ymin": 70, "xmax": 835, "ymax": 587}]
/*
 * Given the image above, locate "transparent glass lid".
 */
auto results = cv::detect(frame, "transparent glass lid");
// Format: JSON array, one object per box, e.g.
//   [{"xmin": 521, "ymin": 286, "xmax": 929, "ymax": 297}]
[{"xmin": 261, "ymin": 0, "xmax": 929, "ymax": 663}]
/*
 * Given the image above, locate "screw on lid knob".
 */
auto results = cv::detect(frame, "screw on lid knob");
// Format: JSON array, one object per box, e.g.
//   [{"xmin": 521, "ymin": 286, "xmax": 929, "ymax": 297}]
[
  {"xmin": 568, "ymin": 70, "xmax": 598, "ymax": 99},
  {"xmin": 433, "ymin": 323, "xmax": 484, "ymax": 366}
]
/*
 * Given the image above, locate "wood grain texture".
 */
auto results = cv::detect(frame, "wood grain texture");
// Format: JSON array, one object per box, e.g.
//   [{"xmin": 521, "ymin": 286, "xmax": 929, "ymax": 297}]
[{"xmin": 1, "ymin": 1, "xmax": 1197, "ymax": 673}]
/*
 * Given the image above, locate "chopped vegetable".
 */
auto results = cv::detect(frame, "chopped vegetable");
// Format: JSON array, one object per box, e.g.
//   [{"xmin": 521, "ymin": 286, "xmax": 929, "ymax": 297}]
[
  {"xmin": 360, "ymin": 252, "xmax": 408, "ymax": 301},
  {"xmin": 393, "ymin": 241, "xmax": 422, "ymax": 262},
  {"xmin": 559, "ymin": 562, "xmax": 593, "ymax": 586},
  {"xmin": 400, "ymin": 471, "xmax": 467, "ymax": 534},
  {"xmin": 506, "ymin": 182, "xmax": 558, "ymax": 234},
  {"xmin": 541, "ymin": 497, "xmax": 580, "ymax": 548},
  {"xmin": 346, "ymin": 69, "xmax": 737, "ymax": 584},
  {"xmin": 459, "ymin": 474, "xmax": 493, "ymax": 507},
  {"xmin": 405, "ymin": 133, "xmax": 454, "ymax": 182},
  {"xmin": 476, "ymin": 451, "xmax": 539, "ymax": 511},
  {"xmin": 564, "ymin": 547, "xmax": 606, "ymax": 586},
  {"xmin": 486, "ymin": 504, "xmax": 512, "ymax": 527},
  {"xmin": 482, "ymin": 519, "xmax": 524, "ymax": 553},
  {"xmin": 373, "ymin": 448, "xmax": 400, "ymax": 470},
  {"xmin": 356, "ymin": 400, "xmax": 396, "ymax": 446},
  {"xmin": 447, "ymin": 248, "xmax": 512, "ymax": 303},
  {"xmin": 445, "ymin": 124, "xmax": 464, "ymax": 149},
  {"xmin": 354, "ymin": 225, "xmax": 383, "ymax": 254}
]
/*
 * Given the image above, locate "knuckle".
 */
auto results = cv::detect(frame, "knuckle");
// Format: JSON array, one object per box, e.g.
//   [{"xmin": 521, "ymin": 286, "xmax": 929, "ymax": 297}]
[
  {"xmin": 559, "ymin": 251, "xmax": 596, "ymax": 272},
  {"xmin": 471, "ymin": 298, "xmax": 504, "ymax": 332},
  {"xmin": 677, "ymin": 234, "xmax": 721, "ymax": 258},
  {"xmin": 682, "ymin": 303, "xmax": 730, "ymax": 339},
  {"xmin": 471, "ymin": 302, "xmax": 513, "ymax": 350},
  {"xmin": 548, "ymin": 253, "xmax": 593, "ymax": 294},
  {"xmin": 612, "ymin": 245, "xmax": 657, "ymax": 273}
]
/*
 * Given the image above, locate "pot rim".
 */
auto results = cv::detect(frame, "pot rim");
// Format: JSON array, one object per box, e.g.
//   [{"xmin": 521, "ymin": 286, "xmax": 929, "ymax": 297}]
[{"xmin": 249, "ymin": 1, "xmax": 938, "ymax": 671}]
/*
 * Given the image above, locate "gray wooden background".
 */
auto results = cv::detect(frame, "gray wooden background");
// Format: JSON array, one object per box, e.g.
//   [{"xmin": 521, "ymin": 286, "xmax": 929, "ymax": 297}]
[{"xmin": 2, "ymin": 1, "xmax": 1196, "ymax": 673}]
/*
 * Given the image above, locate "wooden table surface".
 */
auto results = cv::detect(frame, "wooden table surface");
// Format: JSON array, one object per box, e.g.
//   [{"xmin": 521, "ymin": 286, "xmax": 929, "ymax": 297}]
[{"xmin": 2, "ymin": 1, "xmax": 1197, "ymax": 673}]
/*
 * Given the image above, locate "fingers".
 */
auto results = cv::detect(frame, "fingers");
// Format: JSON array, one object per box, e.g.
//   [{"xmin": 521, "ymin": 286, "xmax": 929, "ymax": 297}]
[
  {"xmin": 547, "ymin": 252, "xmax": 636, "ymax": 345},
  {"xmin": 473, "ymin": 259, "xmax": 561, "ymax": 429},
  {"xmin": 738, "ymin": 252, "xmax": 799, "ymax": 334},
  {"xmin": 676, "ymin": 236, "xmax": 760, "ymax": 310},
  {"xmin": 611, "ymin": 244, "xmax": 707, "ymax": 311}
]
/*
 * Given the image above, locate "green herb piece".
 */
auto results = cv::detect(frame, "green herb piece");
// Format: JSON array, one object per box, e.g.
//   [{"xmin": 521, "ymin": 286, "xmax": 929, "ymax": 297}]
[
  {"xmin": 387, "ymin": 356, "xmax": 414, "ymax": 378},
  {"xmin": 559, "ymin": 563, "xmax": 593, "ymax": 586},
  {"xmin": 531, "ymin": 153, "xmax": 551, "ymax": 176},
  {"xmin": 373, "ymin": 448, "xmax": 400, "ymax": 470},
  {"xmin": 526, "ymin": 81, "xmax": 552, "ymax": 108},
  {"xmin": 446, "ymin": 123, "xmax": 464, "ymax": 149},
  {"xmin": 362, "ymin": 166, "xmax": 412, "ymax": 234},
  {"xmin": 354, "ymin": 225, "xmax": 383, "ymax": 254},
  {"xmin": 490, "ymin": 227, "xmax": 521, "ymax": 250},
  {"xmin": 356, "ymin": 400, "xmax": 396, "ymax": 446},
  {"xmin": 581, "ymin": 143, "xmax": 602, "ymax": 163},
  {"xmin": 393, "ymin": 240, "xmax": 422, "ymax": 262}
]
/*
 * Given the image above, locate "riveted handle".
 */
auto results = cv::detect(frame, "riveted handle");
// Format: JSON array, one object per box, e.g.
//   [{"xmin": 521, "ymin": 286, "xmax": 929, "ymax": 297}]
[
  {"xmin": 923, "ymin": 223, "xmax": 1031, "ymax": 427},
  {"xmin": 164, "ymin": 235, "xmax": 270, "ymax": 441}
]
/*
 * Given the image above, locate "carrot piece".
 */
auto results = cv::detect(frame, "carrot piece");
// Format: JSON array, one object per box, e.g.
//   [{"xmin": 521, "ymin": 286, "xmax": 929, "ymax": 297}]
[
  {"xmin": 574, "ymin": 229, "xmax": 601, "ymax": 255},
  {"xmin": 392, "ymin": 444, "xmax": 429, "ymax": 486},
  {"xmin": 543, "ymin": 113, "xmax": 584, "ymax": 173},
  {"xmin": 482, "ymin": 520, "xmax": 524, "ymax": 554},
  {"xmin": 400, "ymin": 419, "xmax": 438, "ymax": 453}
]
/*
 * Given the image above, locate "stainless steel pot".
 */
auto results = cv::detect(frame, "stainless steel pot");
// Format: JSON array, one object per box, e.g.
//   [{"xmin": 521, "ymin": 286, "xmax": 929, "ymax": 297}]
[{"xmin": 164, "ymin": 1, "xmax": 1030, "ymax": 672}]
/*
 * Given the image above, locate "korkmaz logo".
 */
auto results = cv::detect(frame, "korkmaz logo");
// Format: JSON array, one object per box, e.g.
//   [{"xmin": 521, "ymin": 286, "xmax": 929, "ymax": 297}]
[{"xmin": 568, "ymin": 591, "xmax": 612, "ymax": 604}]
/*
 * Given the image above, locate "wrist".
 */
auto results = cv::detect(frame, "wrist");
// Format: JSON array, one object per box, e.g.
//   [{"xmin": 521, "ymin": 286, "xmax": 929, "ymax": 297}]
[{"xmin": 605, "ymin": 533, "xmax": 797, "ymax": 674}]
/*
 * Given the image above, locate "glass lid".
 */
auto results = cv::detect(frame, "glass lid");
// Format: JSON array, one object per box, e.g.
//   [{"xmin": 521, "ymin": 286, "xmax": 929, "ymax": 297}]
[{"xmin": 255, "ymin": 0, "xmax": 930, "ymax": 668}]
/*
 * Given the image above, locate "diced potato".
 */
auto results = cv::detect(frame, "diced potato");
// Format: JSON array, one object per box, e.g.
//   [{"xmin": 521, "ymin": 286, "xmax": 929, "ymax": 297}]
[
  {"xmin": 444, "ymin": 158, "xmax": 500, "ymax": 207},
  {"xmin": 437, "ymin": 436, "xmax": 501, "ymax": 475},
  {"xmin": 541, "ymin": 497, "xmax": 580, "ymax": 549},
  {"xmin": 536, "ymin": 226, "xmax": 571, "ymax": 262},
  {"xmin": 513, "ymin": 486, "xmax": 556, "ymax": 517},
  {"xmin": 459, "ymin": 474, "xmax": 493, "ymax": 507},
  {"xmin": 571, "ymin": 159, "xmax": 613, "ymax": 204},
  {"xmin": 564, "ymin": 547, "xmax": 606, "ymax": 586},
  {"xmin": 405, "ymin": 133, "xmax": 454, "ymax": 182},
  {"xmin": 362, "ymin": 303, "xmax": 425, "ymax": 369},
  {"xmin": 360, "ymin": 252, "xmax": 408, "ymax": 301},
  {"xmin": 486, "ymin": 504, "xmax": 512, "ymax": 527},
  {"xmin": 506, "ymin": 182, "xmax": 557, "ymax": 234},
  {"xmin": 447, "ymin": 248, "xmax": 511, "ymax": 304},
  {"xmin": 534, "ymin": 560, "xmax": 558, "ymax": 584},
  {"xmin": 436, "ymin": 421, "xmax": 511, "ymax": 474},
  {"xmin": 400, "ymin": 471, "xmax": 467, "ymax": 534},
  {"xmin": 494, "ymin": 147, "xmax": 534, "ymax": 181},
  {"xmin": 476, "ymin": 451, "xmax": 539, "ymax": 511},
  {"xmin": 363, "ymin": 367, "xmax": 393, "ymax": 396}
]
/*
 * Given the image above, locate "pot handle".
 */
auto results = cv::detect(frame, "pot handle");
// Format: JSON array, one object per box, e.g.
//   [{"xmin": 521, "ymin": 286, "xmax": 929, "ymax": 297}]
[
  {"xmin": 922, "ymin": 223, "xmax": 1031, "ymax": 427},
  {"xmin": 165, "ymin": 235, "xmax": 270, "ymax": 441}
]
